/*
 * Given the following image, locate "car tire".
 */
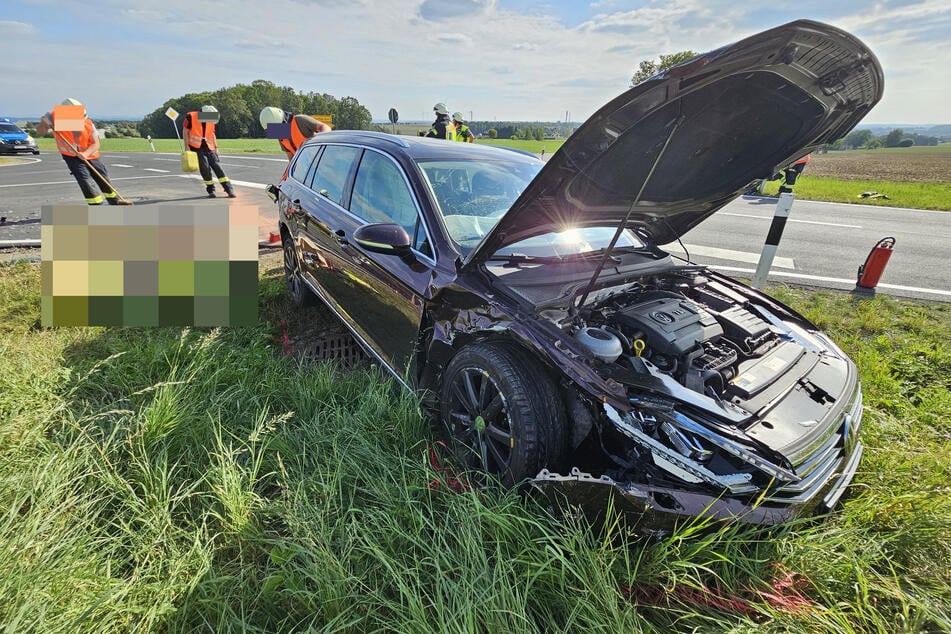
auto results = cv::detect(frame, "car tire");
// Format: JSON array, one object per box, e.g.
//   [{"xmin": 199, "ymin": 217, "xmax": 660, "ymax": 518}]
[
  {"xmin": 440, "ymin": 342, "xmax": 566, "ymax": 485},
  {"xmin": 32, "ymin": 150, "xmax": 40, "ymax": 155},
  {"xmin": 282, "ymin": 233, "xmax": 318, "ymax": 307}
]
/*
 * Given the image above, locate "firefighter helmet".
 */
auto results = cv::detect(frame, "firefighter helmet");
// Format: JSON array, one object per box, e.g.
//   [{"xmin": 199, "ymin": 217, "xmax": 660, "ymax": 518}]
[{"xmin": 259, "ymin": 106, "xmax": 285, "ymax": 129}]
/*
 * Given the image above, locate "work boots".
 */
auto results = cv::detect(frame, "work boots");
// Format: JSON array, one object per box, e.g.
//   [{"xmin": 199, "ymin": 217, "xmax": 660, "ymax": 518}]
[
  {"xmin": 206, "ymin": 185, "xmax": 217, "ymax": 198},
  {"xmin": 224, "ymin": 184, "xmax": 237, "ymax": 199}
]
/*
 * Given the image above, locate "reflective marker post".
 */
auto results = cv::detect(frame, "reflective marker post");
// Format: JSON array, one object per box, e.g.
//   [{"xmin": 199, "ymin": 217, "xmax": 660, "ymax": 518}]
[{"xmin": 751, "ymin": 192, "xmax": 795, "ymax": 289}]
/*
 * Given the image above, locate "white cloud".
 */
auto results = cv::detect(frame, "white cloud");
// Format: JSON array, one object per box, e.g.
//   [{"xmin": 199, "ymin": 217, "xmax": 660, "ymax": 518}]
[
  {"xmin": 0, "ymin": 20, "xmax": 37, "ymax": 37},
  {"xmin": 417, "ymin": 0, "xmax": 495, "ymax": 21}
]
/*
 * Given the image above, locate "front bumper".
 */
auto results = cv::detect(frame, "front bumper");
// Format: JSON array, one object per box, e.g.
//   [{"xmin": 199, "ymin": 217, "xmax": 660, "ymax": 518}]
[
  {"xmin": 531, "ymin": 440, "xmax": 862, "ymax": 532},
  {"xmin": 531, "ymin": 387, "xmax": 865, "ymax": 533},
  {"xmin": 0, "ymin": 141, "xmax": 39, "ymax": 154}
]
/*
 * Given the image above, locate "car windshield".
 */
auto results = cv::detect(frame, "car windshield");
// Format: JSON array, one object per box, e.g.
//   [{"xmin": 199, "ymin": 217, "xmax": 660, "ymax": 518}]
[
  {"xmin": 0, "ymin": 124, "xmax": 23, "ymax": 133},
  {"xmin": 417, "ymin": 157, "xmax": 644, "ymax": 257},
  {"xmin": 417, "ymin": 158, "xmax": 540, "ymax": 249}
]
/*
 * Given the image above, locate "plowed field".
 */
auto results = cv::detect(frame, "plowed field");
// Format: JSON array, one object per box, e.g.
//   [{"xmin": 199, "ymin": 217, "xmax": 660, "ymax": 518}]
[{"xmin": 806, "ymin": 148, "xmax": 951, "ymax": 182}]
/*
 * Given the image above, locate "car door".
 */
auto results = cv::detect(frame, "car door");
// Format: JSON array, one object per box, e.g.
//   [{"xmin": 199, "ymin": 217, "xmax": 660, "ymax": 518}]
[{"xmin": 309, "ymin": 146, "xmax": 436, "ymax": 378}]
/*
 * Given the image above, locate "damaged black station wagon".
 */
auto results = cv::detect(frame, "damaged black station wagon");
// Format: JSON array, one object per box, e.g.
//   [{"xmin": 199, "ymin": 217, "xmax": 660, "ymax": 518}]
[{"xmin": 276, "ymin": 21, "xmax": 884, "ymax": 530}]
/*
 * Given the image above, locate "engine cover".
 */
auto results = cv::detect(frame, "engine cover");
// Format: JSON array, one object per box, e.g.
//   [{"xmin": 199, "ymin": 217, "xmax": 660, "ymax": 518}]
[{"xmin": 616, "ymin": 297, "xmax": 722, "ymax": 357}]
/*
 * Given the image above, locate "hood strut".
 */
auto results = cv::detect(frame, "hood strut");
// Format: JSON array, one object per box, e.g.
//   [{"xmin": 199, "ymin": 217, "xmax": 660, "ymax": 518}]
[{"xmin": 574, "ymin": 114, "xmax": 685, "ymax": 311}]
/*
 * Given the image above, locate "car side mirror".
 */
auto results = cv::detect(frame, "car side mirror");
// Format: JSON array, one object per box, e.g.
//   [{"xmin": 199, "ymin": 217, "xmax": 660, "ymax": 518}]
[
  {"xmin": 265, "ymin": 183, "xmax": 279, "ymax": 203},
  {"xmin": 353, "ymin": 223, "xmax": 413, "ymax": 260}
]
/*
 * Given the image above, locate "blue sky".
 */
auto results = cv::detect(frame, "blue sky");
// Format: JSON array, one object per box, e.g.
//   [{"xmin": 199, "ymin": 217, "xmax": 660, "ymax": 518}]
[{"xmin": 2, "ymin": 0, "xmax": 948, "ymax": 124}]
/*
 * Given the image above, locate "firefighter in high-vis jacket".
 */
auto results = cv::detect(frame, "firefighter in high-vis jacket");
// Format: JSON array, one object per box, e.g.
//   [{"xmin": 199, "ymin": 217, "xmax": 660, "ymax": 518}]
[
  {"xmin": 259, "ymin": 107, "xmax": 332, "ymax": 160},
  {"xmin": 36, "ymin": 98, "xmax": 130, "ymax": 205},
  {"xmin": 183, "ymin": 105, "xmax": 236, "ymax": 198},
  {"xmin": 425, "ymin": 103, "xmax": 456, "ymax": 140},
  {"xmin": 452, "ymin": 112, "xmax": 474, "ymax": 143}
]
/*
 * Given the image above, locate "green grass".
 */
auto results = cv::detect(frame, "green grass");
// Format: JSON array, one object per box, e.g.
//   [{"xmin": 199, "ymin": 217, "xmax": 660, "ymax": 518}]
[
  {"xmin": 33, "ymin": 137, "xmax": 283, "ymax": 154},
  {"xmin": 759, "ymin": 177, "xmax": 951, "ymax": 211},
  {"xmin": 0, "ymin": 260, "xmax": 948, "ymax": 632},
  {"xmin": 477, "ymin": 138, "xmax": 565, "ymax": 154}
]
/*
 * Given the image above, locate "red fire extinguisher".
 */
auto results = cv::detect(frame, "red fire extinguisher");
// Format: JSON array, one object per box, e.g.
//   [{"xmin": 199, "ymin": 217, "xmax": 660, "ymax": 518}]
[{"xmin": 856, "ymin": 237, "xmax": 895, "ymax": 290}]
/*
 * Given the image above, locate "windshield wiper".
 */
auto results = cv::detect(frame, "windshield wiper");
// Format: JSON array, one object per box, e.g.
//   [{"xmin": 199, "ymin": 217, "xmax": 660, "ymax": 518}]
[{"xmin": 487, "ymin": 253, "xmax": 564, "ymax": 266}]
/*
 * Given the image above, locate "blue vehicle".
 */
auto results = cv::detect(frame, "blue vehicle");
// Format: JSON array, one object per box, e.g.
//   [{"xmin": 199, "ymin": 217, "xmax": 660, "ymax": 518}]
[{"xmin": 0, "ymin": 117, "xmax": 39, "ymax": 155}]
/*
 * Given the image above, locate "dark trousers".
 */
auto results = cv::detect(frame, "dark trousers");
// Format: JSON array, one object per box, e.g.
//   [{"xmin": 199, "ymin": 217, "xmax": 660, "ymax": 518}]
[
  {"xmin": 195, "ymin": 147, "xmax": 232, "ymax": 192},
  {"xmin": 62, "ymin": 154, "xmax": 116, "ymax": 204}
]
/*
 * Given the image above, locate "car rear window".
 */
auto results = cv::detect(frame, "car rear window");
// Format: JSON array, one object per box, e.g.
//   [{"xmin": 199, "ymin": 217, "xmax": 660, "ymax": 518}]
[{"xmin": 290, "ymin": 145, "xmax": 320, "ymax": 185}]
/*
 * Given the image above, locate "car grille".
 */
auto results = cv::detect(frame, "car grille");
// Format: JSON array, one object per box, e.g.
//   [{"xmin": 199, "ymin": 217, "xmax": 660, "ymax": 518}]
[{"xmin": 764, "ymin": 385, "xmax": 863, "ymax": 504}]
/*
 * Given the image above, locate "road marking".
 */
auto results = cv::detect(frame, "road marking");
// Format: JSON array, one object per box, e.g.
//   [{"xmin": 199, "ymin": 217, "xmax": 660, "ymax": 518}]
[
  {"xmin": 219, "ymin": 162, "xmax": 260, "ymax": 169},
  {"xmin": 155, "ymin": 155, "xmax": 286, "ymax": 164},
  {"xmin": 0, "ymin": 174, "xmax": 186, "ymax": 188},
  {"xmin": 178, "ymin": 175, "xmax": 266, "ymax": 189},
  {"xmin": 111, "ymin": 163, "xmax": 134, "ymax": 168},
  {"xmin": 720, "ymin": 212, "xmax": 861, "ymax": 229},
  {"xmin": 0, "ymin": 156, "xmax": 42, "ymax": 166},
  {"xmin": 143, "ymin": 168, "xmax": 169, "ymax": 173},
  {"xmin": 682, "ymin": 244, "xmax": 795, "ymax": 268},
  {"xmin": 710, "ymin": 265, "xmax": 951, "ymax": 298},
  {"xmin": 217, "ymin": 154, "xmax": 287, "ymax": 163},
  {"xmin": 744, "ymin": 196, "xmax": 947, "ymax": 214}
]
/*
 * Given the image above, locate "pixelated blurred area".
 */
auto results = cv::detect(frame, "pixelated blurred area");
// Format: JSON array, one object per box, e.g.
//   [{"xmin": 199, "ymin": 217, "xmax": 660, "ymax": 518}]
[{"xmin": 39, "ymin": 204, "xmax": 260, "ymax": 327}]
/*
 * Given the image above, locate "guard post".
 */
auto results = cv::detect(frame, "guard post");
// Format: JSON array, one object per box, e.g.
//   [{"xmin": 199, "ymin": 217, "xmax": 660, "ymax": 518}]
[{"xmin": 751, "ymin": 192, "xmax": 794, "ymax": 289}]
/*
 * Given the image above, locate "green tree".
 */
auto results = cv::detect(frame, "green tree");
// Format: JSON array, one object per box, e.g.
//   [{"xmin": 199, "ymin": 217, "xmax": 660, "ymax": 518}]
[
  {"xmin": 884, "ymin": 128, "xmax": 904, "ymax": 148},
  {"xmin": 487, "ymin": 128, "xmax": 498, "ymax": 139},
  {"xmin": 631, "ymin": 50, "xmax": 698, "ymax": 86},
  {"xmin": 329, "ymin": 96, "xmax": 372, "ymax": 130},
  {"xmin": 843, "ymin": 129, "xmax": 874, "ymax": 149}
]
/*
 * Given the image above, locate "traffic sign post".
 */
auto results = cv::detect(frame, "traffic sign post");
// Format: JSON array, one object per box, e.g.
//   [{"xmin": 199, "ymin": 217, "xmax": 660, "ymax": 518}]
[
  {"xmin": 165, "ymin": 107, "xmax": 184, "ymax": 152},
  {"xmin": 388, "ymin": 108, "xmax": 399, "ymax": 134}
]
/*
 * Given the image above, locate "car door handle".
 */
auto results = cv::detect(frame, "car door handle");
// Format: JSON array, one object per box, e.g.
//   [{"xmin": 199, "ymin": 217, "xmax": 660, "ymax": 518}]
[{"xmin": 335, "ymin": 229, "xmax": 349, "ymax": 245}]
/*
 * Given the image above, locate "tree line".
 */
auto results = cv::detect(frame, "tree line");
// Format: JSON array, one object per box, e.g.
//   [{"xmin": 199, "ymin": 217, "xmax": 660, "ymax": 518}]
[
  {"xmin": 833, "ymin": 128, "xmax": 941, "ymax": 150},
  {"xmin": 137, "ymin": 80, "xmax": 372, "ymax": 139}
]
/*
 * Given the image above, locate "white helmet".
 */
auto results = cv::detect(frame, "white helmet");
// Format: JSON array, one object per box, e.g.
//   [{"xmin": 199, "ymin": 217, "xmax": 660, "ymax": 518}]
[
  {"xmin": 433, "ymin": 102, "xmax": 449, "ymax": 115},
  {"xmin": 452, "ymin": 111, "xmax": 464, "ymax": 123},
  {"xmin": 61, "ymin": 97, "xmax": 85, "ymax": 116},
  {"xmin": 259, "ymin": 106, "xmax": 285, "ymax": 129},
  {"xmin": 201, "ymin": 105, "xmax": 218, "ymax": 113}
]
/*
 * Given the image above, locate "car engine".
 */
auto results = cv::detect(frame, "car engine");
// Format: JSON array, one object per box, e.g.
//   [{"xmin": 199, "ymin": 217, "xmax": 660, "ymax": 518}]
[{"xmin": 574, "ymin": 273, "xmax": 798, "ymax": 402}]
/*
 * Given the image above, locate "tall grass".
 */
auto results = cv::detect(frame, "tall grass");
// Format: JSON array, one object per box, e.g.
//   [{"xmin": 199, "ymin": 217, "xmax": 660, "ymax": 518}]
[{"xmin": 0, "ymin": 262, "xmax": 948, "ymax": 632}]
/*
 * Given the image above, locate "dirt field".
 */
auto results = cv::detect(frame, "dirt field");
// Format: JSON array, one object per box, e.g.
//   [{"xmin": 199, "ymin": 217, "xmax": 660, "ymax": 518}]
[{"xmin": 806, "ymin": 147, "xmax": 951, "ymax": 182}]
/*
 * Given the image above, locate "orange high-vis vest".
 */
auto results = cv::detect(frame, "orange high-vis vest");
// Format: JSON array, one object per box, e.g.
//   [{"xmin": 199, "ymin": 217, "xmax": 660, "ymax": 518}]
[
  {"xmin": 279, "ymin": 116, "xmax": 308, "ymax": 155},
  {"xmin": 184, "ymin": 112, "xmax": 217, "ymax": 150},
  {"xmin": 55, "ymin": 117, "xmax": 99, "ymax": 159}
]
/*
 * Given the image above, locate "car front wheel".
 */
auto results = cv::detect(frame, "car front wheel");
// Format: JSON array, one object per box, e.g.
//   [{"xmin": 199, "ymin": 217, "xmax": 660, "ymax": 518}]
[
  {"xmin": 282, "ymin": 234, "xmax": 317, "ymax": 307},
  {"xmin": 440, "ymin": 343, "xmax": 565, "ymax": 485}
]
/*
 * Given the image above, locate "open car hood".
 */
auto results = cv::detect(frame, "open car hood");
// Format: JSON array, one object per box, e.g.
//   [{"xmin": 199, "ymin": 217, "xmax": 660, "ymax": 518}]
[{"xmin": 465, "ymin": 20, "xmax": 883, "ymax": 269}]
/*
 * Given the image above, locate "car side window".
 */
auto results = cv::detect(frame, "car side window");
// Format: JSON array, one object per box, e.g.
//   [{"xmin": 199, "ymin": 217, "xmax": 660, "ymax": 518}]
[
  {"xmin": 350, "ymin": 151, "xmax": 418, "ymax": 232},
  {"xmin": 311, "ymin": 145, "xmax": 362, "ymax": 207},
  {"xmin": 290, "ymin": 145, "xmax": 319, "ymax": 184}
]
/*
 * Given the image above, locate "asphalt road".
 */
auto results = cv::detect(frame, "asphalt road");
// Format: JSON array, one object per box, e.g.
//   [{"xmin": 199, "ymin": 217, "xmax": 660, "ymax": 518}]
[
  {"xmin": 0, "ymin": 151, "xmax": 285, "ymax": 243},
  {"xmin": 2, "ymin": 151, "xmax": 949, "ymax": 301},
  {"xmin": 666, "ymin": 196, "xmax": 951, "ymax": 301}
]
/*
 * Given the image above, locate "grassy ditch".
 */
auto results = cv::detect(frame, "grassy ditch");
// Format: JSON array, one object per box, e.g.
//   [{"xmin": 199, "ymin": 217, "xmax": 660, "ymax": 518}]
[
  {"xmin": 759, "ymin": 177, "xmax": 951, "ymax": 211},
  {"xmin": 1, "ymin": 261, "xmax": 949, "ymax": 632}
]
